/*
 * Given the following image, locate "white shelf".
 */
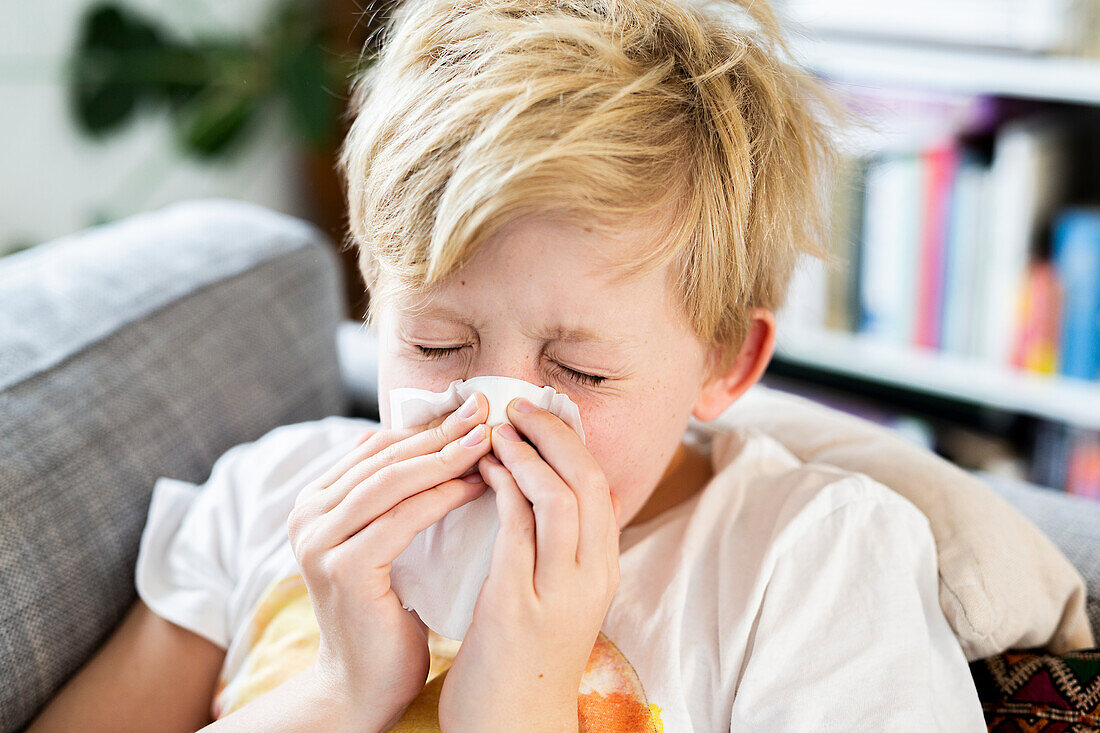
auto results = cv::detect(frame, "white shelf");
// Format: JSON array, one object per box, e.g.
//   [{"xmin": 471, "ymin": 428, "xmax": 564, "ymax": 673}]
[
  {"xmin": 773, "ymin": 328, "xmax": 1100, "ymax": 430},
  {"xmin": 786, "ymin": 35, "xmax": 1100, "ymax": 106}
]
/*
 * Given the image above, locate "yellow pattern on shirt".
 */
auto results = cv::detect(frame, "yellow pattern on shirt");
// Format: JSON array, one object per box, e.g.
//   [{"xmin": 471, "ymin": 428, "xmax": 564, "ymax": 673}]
[
  {"xmin": 211, "ymin": 573, "xmax": 464, "ymax": 727},
  {"xmin": 213, "ymin": 572, "xmax": 663, "ymax": 731}
]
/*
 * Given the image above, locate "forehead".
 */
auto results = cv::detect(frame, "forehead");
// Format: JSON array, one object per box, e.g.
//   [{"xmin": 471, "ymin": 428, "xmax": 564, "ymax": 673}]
[
  {"xmin": 389, "ymin": 214, "xmax": 668, "ymax": 330},
  {"xmin": 385, "ymin": 211, "xmax": 684, "ymax": 342}
]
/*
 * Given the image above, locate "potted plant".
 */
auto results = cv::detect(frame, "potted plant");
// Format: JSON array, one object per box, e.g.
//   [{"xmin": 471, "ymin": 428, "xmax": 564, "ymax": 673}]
[{"xmin": 68, "ymin": 0, "xmax": 389, "ymax": 319}]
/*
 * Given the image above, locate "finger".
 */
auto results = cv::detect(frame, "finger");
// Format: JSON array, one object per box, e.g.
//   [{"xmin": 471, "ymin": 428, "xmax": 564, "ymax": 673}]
[
  {"xmin": 313, "ymin": 393, "xmax": 487, "ymax": 513},
  {"xmin": 297, "ymin": 424, "xmax": 386, "ymax": 502},
  {"xmin": 407, "ymin": 411, "xmax": 452, "ymax": 434},
  {"xmin": 295, "ymin": 415, "xmax": 446, "ymax": 507},
  {"xmin": 504, "ymin": 399, "xmax": 600, "ymax": 489},
  {"xmin": 479, "ymin": 452, "xmax": 535, "ymax": 588},
  {"xmin": 329, "ymin": 475, "xmax": 489, "ymax": 585},
  {"xmin": 490, "ymin": 424, "xmax": 578, "ymax": 595},
  {"xmin": 317, "ymin": 422, "xmax": 491, "ymax": 547},
  {"xmin": 505, "ymin": 399, "xmax": 610, "ymax": 571}
]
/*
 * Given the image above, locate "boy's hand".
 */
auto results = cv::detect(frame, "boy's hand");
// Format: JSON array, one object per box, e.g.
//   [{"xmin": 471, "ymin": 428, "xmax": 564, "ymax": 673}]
[
  {"xmin": 284, "ymin": 395, "xmax": 493, "ymax": 728},
  {"xmin": 437, "ymin": 397, "xmax": 621, "ymax": 733}
]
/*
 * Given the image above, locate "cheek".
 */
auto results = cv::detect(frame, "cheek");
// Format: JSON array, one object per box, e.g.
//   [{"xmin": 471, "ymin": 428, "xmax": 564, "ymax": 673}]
[
  {"xmin": 577, "ymin": 380, "xmax": 695, "ymax": 510},
  {"xmin": 577, "ymin": 403, "xmax": 656, "ymax": 499},
  {"xmin": 576, "ymin": 412, "xmax": 620, "ymax": 468}
]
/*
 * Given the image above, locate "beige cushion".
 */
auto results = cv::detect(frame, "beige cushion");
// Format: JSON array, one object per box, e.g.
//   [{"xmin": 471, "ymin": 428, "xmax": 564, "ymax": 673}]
[{"xmin": 718, "ymin": 383, "xmax": 1095, "ymax": 661}]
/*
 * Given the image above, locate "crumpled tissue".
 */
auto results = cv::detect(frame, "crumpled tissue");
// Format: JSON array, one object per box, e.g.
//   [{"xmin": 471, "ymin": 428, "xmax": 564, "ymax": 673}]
[{"xmin": 387, "ymin": 375, "xmax": 586, "ymax": 640}]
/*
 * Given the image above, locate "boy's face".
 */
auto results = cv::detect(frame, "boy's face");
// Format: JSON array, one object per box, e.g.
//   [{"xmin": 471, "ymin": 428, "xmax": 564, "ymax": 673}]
[{"xmin": 374, "ymin": 212, "xmax": 716, "ymax": 530}]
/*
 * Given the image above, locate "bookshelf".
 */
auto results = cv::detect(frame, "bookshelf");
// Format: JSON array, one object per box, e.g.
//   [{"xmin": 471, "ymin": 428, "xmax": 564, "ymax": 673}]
[
  {"xmin": 742, "ymin": 11, "xmax": 1100, "ymax": 496},
  {"xmin": 786, "ymin": 36, "xmax": 1100, "ymax": 106},
  {"xmin": 775, "ymin": 327, "xmax": 1100, "ymax": 431}
]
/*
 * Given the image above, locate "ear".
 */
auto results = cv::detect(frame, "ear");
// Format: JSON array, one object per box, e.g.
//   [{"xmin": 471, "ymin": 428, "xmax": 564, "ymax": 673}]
[{"xmin": 691, "ymin": 308, "xmax": 776, "ymax": 423}]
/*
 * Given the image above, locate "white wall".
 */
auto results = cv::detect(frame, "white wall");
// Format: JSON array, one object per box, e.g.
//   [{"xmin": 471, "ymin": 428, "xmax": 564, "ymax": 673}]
[{"xmin": 0, "ymin": 0, "xmax": 311, "ymax": 255}]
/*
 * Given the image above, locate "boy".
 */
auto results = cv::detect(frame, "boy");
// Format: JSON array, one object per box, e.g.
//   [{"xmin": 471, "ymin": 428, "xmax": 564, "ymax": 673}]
[{"xmin": 28, "ymin": 0, "xmax": 987, "ymax": 730}]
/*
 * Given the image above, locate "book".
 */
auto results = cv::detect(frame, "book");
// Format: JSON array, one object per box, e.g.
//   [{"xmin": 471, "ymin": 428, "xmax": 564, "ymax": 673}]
[
  {"xmin": 1010, "ymin": 261, "xmax": 1062, "ymax": 374},
  {"xmin": 914, "ymin": 142, "xmax": 960, "ymax": 349},
  {"xmin": 940, "ymin": 152, "xmax": 991, "ymax": 357},
  {"xmin": 1031, "ymin": 420, "xmax": 1074, "ymax": 490},
  {"xmin": 824, "ymin": 154, "xmax": 868, "ymax": 332},
  {"xmin": 858, "ymin": 152, "xmax": 921, "ymax": 343},
  {"xmin": 1053, "ymin": 207, "xmax": 1100, "ymax": 380},
  {"xmin": 979, "ymin": 115, "xmax": 1072, "ymax": 366},
  {"xmin": 1066, "ymin": 431, "xmax": 1100, "ymax": 500}
]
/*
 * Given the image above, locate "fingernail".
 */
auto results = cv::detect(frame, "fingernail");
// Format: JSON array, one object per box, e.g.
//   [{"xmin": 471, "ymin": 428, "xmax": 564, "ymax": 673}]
[
  {"xmin": 460, "ymin": 424, "xmax": 485, "ymax": 447},
  {"xmin": 457, "ymin": 393, "xmax": 479, "ymax": 419},
  {"xmin": 497, "ymin": 423, "xmax": 522, "ymax": 442},
  {"xmin": 512, "ymin": 397, "xmax": 538, "ymax": 413},
  {"xmin": 461, "ymin": 470, "xmax": 484, "ymax": 483},
  {"xmin": 484, "ymin": 452, "xmax": 503, "ymax": 465}
]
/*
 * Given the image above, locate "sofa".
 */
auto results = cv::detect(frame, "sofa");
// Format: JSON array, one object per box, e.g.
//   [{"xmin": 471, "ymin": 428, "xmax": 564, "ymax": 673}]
[{"xmin": 1, "ymin": 197, "xmax": 1097, "ymax": 732}]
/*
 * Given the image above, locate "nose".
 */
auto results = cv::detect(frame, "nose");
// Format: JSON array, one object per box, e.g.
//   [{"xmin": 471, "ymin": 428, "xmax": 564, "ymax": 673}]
[{"xmin": 468, "ymin": 345, "xmax": 546, "ymax": 387}]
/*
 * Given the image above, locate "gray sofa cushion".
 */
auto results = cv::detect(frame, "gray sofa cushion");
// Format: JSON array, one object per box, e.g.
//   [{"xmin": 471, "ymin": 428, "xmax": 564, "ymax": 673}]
[{"xmin": 0, "ymin": 198, "xmax": 349, "ymax": 732}]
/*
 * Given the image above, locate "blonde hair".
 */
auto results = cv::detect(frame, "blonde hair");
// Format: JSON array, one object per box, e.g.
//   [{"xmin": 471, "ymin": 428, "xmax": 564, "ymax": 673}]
[{"xmin": 338, "ymin": 0, "xmax": 858, "ymax": 373}]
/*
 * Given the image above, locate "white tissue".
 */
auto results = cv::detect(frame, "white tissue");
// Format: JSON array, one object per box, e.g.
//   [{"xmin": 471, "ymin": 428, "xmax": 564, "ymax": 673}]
[
  {"xmin": 387, "ymin": 376, "xmax": 586, "ymax": 640},
  {"xmin": 388, "ymin": 375, "xmax": 585, "ymax": 442}
]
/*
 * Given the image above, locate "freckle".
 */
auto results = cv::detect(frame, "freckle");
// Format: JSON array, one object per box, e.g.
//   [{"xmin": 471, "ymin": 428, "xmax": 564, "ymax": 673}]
[
  {"xmin": 460, "ymin": 280, "xmax": 466, "ymax": 285},
  {"xmin": 538, "ymin": 673, "xmax": 544, "ymax": 678}
]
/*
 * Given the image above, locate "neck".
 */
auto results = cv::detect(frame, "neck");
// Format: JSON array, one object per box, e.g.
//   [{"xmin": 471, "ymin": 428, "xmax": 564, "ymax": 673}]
[{"xmin": 625, "ymin": 440, "xmax": 713, "ymax": 530}]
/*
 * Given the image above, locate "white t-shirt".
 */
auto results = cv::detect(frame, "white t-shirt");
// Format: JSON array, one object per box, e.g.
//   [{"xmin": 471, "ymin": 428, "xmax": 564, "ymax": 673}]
[{"xmin": 134, "ymin": 413, "xmax": 987, "ymax": 731}]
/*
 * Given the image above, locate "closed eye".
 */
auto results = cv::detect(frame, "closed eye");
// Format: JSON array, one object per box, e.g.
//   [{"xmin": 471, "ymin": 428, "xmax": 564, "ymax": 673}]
[
  {"xmin": 414, "ymin": 345, "xmax": 465, "ymax": 359},
  {"xmin": 414, "ymin": 345, "xmax": 607, "ymax": 387}
]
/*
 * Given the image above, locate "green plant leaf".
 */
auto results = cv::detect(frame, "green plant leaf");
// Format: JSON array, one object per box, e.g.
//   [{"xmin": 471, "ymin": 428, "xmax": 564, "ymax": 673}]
[
  {"xmin": 174, "ymin": 87, "xmax": 257, "ymax": 157},
  {"xmin": 164, "ymin": 42, "xmax": 257, "ymax": 113},
  {"xmin": 69, "ymin": 4, "xmax": 169, "ymax": 133},
  {"xmin": 67, "ymin": 0, "xmax": 350, "ymax": 161},
  {"xmin": 275, "ymin": 42, "xmax": 336, "ymax": 148}
]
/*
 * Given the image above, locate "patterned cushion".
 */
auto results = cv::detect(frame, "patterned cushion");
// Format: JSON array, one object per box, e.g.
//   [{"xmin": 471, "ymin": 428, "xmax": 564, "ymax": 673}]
[{"xmin": 969, "ymin": 647, "xmax": 1100, "ymax": 731}]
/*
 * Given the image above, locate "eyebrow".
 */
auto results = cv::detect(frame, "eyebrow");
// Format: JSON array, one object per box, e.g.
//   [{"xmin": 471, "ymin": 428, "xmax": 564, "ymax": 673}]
[{"xmin": 400, "ymin": 303, "xmax": 631, "ymax": 347}]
